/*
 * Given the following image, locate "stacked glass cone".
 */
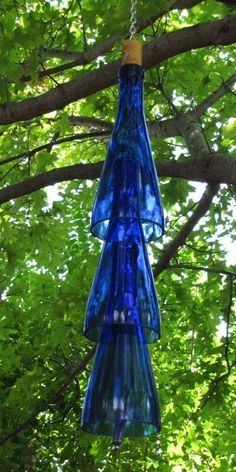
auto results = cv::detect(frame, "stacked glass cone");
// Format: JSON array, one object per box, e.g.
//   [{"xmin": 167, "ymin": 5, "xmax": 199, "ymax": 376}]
[{"xmin": 81, "ymin": 39, "xmax": 164, "ymax": 446}]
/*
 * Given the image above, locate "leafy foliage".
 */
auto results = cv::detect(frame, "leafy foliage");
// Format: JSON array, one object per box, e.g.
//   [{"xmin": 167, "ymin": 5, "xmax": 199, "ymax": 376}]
[{"xmin": 0, "ymin": 0, "xmax": 235, "ymax": 470}]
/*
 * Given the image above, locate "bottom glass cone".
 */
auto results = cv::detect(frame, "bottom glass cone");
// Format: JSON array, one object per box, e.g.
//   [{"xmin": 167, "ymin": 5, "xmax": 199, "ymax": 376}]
[{"xmin": 81, "ymin": 326, "xmax": 161, "ymax": 445}]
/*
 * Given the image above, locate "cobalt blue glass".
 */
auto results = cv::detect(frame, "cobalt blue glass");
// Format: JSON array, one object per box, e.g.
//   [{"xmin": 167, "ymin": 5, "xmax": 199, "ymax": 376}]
[
  {"xmin": 91, "ymin": 64, "xmax": 164, "ymax": 243},
  {"xmin": 84, "ymin": 218, "xmax": 161, "ymax": 343},
  {"xmin": 81, "ymin": 325, "xmax": 161, "ymax": 444}
]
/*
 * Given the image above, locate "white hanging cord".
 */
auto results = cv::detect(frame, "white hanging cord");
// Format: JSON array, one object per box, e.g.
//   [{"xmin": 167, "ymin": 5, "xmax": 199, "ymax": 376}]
[{"xmin": 130, "ymin": 0, "xmax": 137, "ymax": 39}]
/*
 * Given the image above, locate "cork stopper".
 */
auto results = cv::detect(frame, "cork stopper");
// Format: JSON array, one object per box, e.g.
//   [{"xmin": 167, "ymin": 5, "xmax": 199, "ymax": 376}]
[{"xmin": 122, "ymin": 39, "xmax": 142, "ymax": 66}]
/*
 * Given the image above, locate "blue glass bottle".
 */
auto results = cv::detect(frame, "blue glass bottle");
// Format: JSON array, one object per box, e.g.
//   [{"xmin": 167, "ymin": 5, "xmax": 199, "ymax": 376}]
[
  {"xmin": 91, "ymin": 64, "xmax": 164, "ymax": 243},
  {"xmin": 84, "ymin": 218, "xmax": 161, "ymax": 343},
  {"xmin": 81, "ymin": 325, "xmax": 161, "ymax": 444},
  {"xmin": 81, "ymin": 40, "xmax": 163, "ymax": 447}
]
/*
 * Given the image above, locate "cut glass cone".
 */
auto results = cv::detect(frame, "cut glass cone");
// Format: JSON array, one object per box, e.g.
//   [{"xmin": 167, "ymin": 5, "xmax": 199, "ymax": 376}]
[
  {"xmin": 83, "ymin": 217, "xmax": 161, "ymax": 343},
  {"xmin": 91, "ymin": 65, "xmax": 164, "ymax": 243},
  {"xmin": 81, "ymin": 325, "xmax": 161, "ymax": 442}
]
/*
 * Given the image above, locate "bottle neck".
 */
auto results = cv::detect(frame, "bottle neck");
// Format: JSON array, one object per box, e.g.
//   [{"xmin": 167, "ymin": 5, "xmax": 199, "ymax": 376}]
[{"xmin": 118, "ymin": 64, "xmax": 144, "ymax": 112}]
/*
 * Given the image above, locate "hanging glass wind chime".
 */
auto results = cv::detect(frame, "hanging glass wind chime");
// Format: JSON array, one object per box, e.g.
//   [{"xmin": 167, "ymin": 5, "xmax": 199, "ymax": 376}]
[{"xmin": 81, "ymin": 0, "xmax": 164, "ymax": 447}]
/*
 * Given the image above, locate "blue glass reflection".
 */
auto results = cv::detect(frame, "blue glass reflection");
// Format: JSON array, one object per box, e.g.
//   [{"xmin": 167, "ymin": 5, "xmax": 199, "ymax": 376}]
[
  {"xmin": 84, "ymin": 219, "xmax": 161, "ymax": 343},
  {"xmin": 91, "ymin": 64, "xmax": 164, "ymax": 243},
  {"xmin": 81, "ymin": 325, "xmax": 161, "ymax": 443}
]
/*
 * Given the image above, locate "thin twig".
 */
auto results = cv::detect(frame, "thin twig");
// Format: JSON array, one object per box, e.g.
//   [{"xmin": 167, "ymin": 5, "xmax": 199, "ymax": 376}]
[
  {"xmin": 196, "ymin": 73, "xmax": 236, "ymax": 116},
  {"xmin": 167, "ymin": 263, "xmax": 236, "ymax": 278},
  {"xmin": 77, "ymin": 0, "xmax": 88, "ymax": 51},
  {"xmin": 32, "ymin": 0, "xmax": 202, "ymax": 82},
  {"xmin": 0, "ymin": 130, "xmax": 109, "ymax": 168},
  {"xmin": 189, "ymin": 275, "xmax": 235, "ymax": 417},
  {"xmin": 0, "ymin": 347, "xmax": 95, "ymax": 446}
]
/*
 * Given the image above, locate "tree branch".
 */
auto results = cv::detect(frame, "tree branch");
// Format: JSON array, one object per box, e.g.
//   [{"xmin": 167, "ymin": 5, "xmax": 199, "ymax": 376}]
[
  {"xmin": 196, "ymin": 72, "xmax": 236, "ymax": 116},
  {"xmin": 1, "ymin": 155, "xmax": 235, "ymax": 206},
  {"xmin": 168, "ymin": 263, "xmax": 236, "ymax": 277},
  {"xmin": 153, "ymin": 183, "xmax": 220, "ymax": 277},
  {"xmin": 37, "ymin": 14, "xmax": 161, "ymax": 69},
  {"xmin": 1, "ymin": 14, "xmax": 235, "ymax": 125},
  {"xmin": 68, "ymin": 115, "xmax": 113, "ymax": 131},
  {"xmin": 68, "ymin": 115, "xmax": 179, "ymax": 137},
  {"xmin": 0, "ymin": 347, "xmax": 96, "ymax": 446},
  {"xmin": 37, "ymin": 0, "xmax": 202, "ymax": 64},
  {"xmin": 0, "ymin": 116, "xmax": 180, "ymax": 170},
  {"xmin": 68, "ymin": 68, "xmax": 236, "ymax": 137},
  {"xmin": 176, "ymin": 111, "xmax": 211, "ymax": 157}
]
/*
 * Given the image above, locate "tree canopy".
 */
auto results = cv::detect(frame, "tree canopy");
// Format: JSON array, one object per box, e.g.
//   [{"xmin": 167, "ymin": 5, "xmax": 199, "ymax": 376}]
[{"xmin": 0, "ymin": 0, "xmax": 235, "ymax": 470}]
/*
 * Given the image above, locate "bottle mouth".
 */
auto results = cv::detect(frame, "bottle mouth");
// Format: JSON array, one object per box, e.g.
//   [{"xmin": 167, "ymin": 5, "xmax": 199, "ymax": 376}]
[{"xmin": 119, "ymin": 64, "xmax": 144, "ymax": 81}]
